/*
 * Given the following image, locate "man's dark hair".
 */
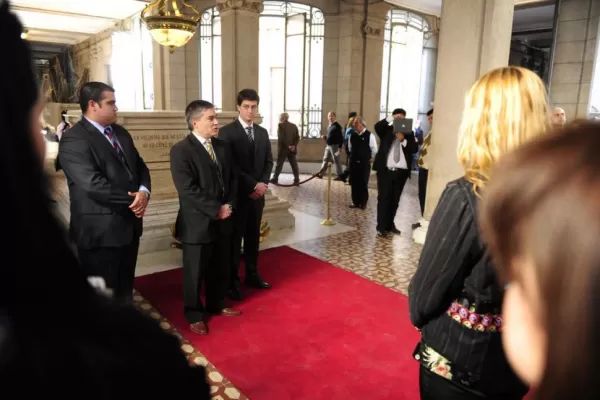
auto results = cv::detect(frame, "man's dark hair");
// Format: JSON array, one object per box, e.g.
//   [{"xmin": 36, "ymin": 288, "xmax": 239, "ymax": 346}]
[
  {"xmin": 185, "ymin": 100, "xmax": 214, "ymax": 131},
  {"xmin": 427, "ymin": 108, "xmax": 434, "ymax": 116},
  {"xmin": 348, "ymin": 111, "xmax": 357, "ymax": 119},
  {"xmin": 392, "ymin": 108, "xmax": 406, "ymax": 116},
  {"xmin": 79, "ymin": 82, "xmax": 115, "ymax": 113},
  {"xmin": 237, "ymin": 89, "xmax": 260, "ymax": 106}
]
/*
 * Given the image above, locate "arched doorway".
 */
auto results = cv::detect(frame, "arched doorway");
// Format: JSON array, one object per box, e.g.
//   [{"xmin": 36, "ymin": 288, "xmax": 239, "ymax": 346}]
[
  {"xmin": 259, "ymin": 1, "xmax": 325, "ymax": 138},
  {"xmin": 380, "ymin": 9, "xmax": 429, "ymax": 121}
]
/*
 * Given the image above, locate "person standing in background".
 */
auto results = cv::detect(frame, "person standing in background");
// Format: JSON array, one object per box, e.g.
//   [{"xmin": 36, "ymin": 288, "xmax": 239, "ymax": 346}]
[
  {"xmin": 551, "ymin": 107, "xmax": 566, "ymax": 129},
  {"xmin": 413, "ymin": 108, "xmax": 433, "ymax": 229},
  {"xmin": 373, "ymin": 108, "xmax": 416, "ymax": 237},
  {"xmin": 347, "ymin": 116, "xmax": 377, "ymax": 209},
  {"xmin": 219, "ymin": 89, "xmax": 274, "ymax": 301},
  {"xmin": 58, "ymin": 82, "xmax": 151, "ymax": 303},
  {"xmin": 270, "ymin": 112, "xmax": 300, "ymax": 185},
  {"xmin": 338, "ymin": 111, "xmax": 357, "ymax": 183},
  {"xmin": 318, "ymin": 111, "xmax": 344, "ymax": 179}
]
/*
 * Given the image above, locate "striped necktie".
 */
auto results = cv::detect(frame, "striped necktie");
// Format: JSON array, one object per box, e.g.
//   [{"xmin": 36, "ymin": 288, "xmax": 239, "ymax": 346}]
[
  {"xmin": 418, "ymin": 131, "xmax": 431, "ymax": 167},
  {"xmin": 205, "ymin": 139, "xmax": 217, "ymax": 163},
  {"xmin": 246, "ymin": 126, "xmax": 254, "ymax": 144},
  {"xmin": 104, "ymin": 126, "xmax": 125, "ymax": 163}
]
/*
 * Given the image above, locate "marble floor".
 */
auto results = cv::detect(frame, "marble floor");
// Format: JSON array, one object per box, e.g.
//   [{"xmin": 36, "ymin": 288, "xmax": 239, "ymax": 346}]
[{"xmin": 134, "ymin": 168, "xmax": 425, "ymax": 399}]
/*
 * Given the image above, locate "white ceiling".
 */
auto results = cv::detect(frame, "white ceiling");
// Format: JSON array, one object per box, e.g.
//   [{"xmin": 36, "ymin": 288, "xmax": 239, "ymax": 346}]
[
  {"xmin": 385, "ymin": 0, "xmax": 553, "ymax": 17},
  {"xmin": 12, "ymin": 0, "xmax": 149, "ymax": 45}
]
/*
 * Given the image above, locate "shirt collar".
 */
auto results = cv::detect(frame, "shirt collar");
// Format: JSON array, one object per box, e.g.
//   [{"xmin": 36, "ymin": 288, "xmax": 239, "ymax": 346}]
[
  {"xmin": 238, "ymin": 116, "xmax": 253, "ymax": 130},
  {"xmin": 85, "ymin": 117, "xmax": 109, "ymax": 134},
  {"xmin": 359, "ymin": 128, "xmax": 367, "ymax": 134},
  {"xmin": 192, "ymin": 132, "xmax": 211, "ymax": 145}
]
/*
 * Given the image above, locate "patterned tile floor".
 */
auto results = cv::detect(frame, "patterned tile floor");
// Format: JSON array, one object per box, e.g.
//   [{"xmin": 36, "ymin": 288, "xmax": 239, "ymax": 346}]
[{"xmin": 132, "ymin": 171, "xmax": 425, "ymax": 399}]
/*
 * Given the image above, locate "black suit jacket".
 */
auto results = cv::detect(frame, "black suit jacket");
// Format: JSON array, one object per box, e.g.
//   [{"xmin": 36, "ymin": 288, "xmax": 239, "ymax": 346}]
[
  {"xmin": 373, "ymin": 118, "xmax": 417, "ymax": 176},
  {"xmin": 58, "ymin": 118, "xmax": 151, "ymax": 249},
  {"xmin": 325, "ymin": 121, "xmax": 344, "ymax": 146},
  {"xmin": 170, "ymin": 134, "xmax": 238, "ymax": 244},
  {"xmin": 218, "ymin": 119, "xmax": 273, "ymax": 197}
]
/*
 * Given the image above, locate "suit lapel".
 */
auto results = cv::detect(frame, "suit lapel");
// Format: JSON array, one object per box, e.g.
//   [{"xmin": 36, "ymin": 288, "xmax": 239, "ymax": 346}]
[
  {"xmin": 213, "ymin": 139, "xmax": 225, "ymax": 174},
  {"xmin": 186, "ymin": 134, "xmax": 218, "ymax": 171},
  {"xmin": 113, "ymin": 127, "xmax": 135, "ymax": 171},
  {"xmin": 80, "ymin": 119, "xmax": 128, "ymax": 170}
]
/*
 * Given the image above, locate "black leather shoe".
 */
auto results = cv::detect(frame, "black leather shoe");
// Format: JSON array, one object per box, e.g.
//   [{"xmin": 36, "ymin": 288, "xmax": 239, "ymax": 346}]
[
  {"xmin": 228, "ymin": 282, "xmax": 244, "ymax": 301},
  {"xmin": 376, "ymin": 230, "xmax": 388, "ymax": 238},
  {"xmin": 388, "ymin": 227, "xmax": 401, "ymax": 235},
  {"xmin": 245, "ymin": 274, "xmax": 271, "ymax": 289}
]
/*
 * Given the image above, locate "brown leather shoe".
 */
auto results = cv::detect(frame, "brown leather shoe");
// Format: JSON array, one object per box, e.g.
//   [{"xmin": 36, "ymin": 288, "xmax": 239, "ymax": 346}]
[
  {"xmin": 190, "ymin": 321, "xmax": 208, "ymax": 335},
  {"xmin": 219, "ymin": 308, "xmax": 242, "ymax": 317}
]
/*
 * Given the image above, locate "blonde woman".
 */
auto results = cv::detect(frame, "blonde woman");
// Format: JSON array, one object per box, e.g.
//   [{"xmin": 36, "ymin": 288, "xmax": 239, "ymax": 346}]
[{"xmin": 408, "ymin": 66, "xmax": 550, "ymax": 400}]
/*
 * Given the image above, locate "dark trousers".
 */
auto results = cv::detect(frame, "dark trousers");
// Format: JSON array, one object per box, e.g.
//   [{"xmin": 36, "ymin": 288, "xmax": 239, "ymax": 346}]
[
  {"xmin": 273, "ymin": 148, "xmax": 299, "ymax": 182},
  {"xmin": 419, "ymin": 367, "xmax": 524, "ymax": 400},
  {"xmin": 376, "ymin": 168, "xmax": 410, "ymax": 232},
  {"xmin": 349, "ymin": 158, "xmax": 371, "ymax": 206},
  {"xmin": 230, "ymin": 196, "xmax": 265, "ymax": 285},
  {"xmin": 77, "ymin": 238, "xmax": 140, "ymax": 303},
  {"xmin": 418, "ymin": 167, "xmax": 429, "ymax": 216},
  {"xmin": 182, "ymin": 235, "xmax": 231, "ymax": 324},
  {"xmin": 340, "ymin": 146, "xmax": 351, "ymax": 182}
]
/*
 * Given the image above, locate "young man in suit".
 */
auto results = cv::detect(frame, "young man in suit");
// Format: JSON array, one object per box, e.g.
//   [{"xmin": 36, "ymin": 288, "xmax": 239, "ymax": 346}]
[
  {"xmin": 219, "ymin": 89, "xmax": 274, "ymax": 301},
  {"xmin": 170, "ymin": 100, "xmax": 241, "ymax": 336},
  {"xmin": 58, "ymin": 82, "xmax": 151, "ymax": 302},
  {"xmin": 373, "ymin": 108, "xmax": 417, "ymax": 238}
]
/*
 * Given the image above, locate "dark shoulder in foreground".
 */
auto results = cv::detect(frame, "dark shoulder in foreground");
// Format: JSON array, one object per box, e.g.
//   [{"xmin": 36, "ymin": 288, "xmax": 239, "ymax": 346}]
[{"xmin": 170, "ymin": 135, "xmax": 189, "ymax": 154}]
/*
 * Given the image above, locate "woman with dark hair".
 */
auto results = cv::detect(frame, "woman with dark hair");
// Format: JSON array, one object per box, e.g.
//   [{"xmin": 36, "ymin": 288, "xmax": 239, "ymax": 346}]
[
  {"xmin": 479, "ymin": 121, "xmax": 600, "ymax": 400},
  {"xmin": 0, "ymin": 3, "xmax": 209, "ymax": 397}
]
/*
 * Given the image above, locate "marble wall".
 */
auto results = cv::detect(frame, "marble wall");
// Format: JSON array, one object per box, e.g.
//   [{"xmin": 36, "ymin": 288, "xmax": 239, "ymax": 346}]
[{"xmin": 550, "ymin": 0, "xmax": 600, "ymax": 118}]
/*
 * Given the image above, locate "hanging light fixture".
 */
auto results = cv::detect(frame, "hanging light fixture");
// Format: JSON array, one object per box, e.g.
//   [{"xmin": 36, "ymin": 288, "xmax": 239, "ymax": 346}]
[{"xmin": 141, "ymin": 0, "xmax": 200, "ymax": 53}]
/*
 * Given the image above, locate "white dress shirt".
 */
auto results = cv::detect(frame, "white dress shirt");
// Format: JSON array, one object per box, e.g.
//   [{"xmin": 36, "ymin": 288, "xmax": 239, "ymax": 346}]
[
  {"xmin": 386, "ymin": 135, "xmax": 408, "ymax": 170},
  {"xmin": 239, "ymin": 116, "xmax": 254, "ymax": 140},
  {"xmin": 85, "ymin": 117, "xmax": 150, "ymax": 196}
]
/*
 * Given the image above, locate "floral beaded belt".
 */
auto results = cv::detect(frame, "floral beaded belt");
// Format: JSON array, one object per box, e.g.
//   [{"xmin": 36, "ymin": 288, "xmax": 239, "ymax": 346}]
[{"xmin": 447, "ymin": 300, "xmax": 503, "ymax": 332}]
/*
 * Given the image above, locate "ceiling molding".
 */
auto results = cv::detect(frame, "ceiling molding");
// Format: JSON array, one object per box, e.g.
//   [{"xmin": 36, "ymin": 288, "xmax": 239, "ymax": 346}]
[{"xmin": 12, "ymin": 5, "xmax": 120, "ymax": 21}]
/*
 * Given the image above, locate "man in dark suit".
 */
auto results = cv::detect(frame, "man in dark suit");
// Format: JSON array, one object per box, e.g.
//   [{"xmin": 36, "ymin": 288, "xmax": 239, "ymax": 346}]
[
  {"xmin": 170, "ymin": 100, "xmax": 241, "ymax": 335},
  {"xmin": 373, "ymin": 108, "xmax": 417, "ymax": 238},
  {"xmin": 58, "ymin": 82, "xmax": 151, "ymax": 302},
  {"xmin": 271, "ymin": 112, "xmax": 300, "ymax": 185},
  {"xmin": 219, "ymin": 89, "xmax": 274, "ymax": 300}
]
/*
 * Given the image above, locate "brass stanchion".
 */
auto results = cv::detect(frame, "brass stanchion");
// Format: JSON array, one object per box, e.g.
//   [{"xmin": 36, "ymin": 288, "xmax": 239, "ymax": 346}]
[{"xmin": 321, "ymin": 162, "xmax": 336, "ymax": 226}]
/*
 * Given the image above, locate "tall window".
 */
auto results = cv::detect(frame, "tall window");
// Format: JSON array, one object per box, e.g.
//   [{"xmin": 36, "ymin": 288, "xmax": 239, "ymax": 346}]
[
  {"xmin": 259, "ymin": 1, "xmax": 325, "ymax": 138},
  {"xmin": 110, "ymin": 18, "xmax": 154, "ymax": 110},
  {"xmin": 380, "ymin": 10, "xmax": 428, "ymax": 120},
  {"xmin": 198, "ymin": 7, "xmax": 222, "ymax": 110}
]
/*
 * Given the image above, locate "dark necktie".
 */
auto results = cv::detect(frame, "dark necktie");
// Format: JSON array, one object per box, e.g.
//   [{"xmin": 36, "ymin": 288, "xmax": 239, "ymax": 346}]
[
  {"xmin": 104, "ymin": 126, "xmax": 125, "ymax": 164},
  {"xmin": 246, "ymin": 126, "xmax": 254, "ymax": 144}
]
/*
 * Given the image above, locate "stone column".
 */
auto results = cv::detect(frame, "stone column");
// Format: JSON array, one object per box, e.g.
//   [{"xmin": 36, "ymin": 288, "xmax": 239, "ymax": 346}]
[
  {"xmin": 336, "ymin": 1, "xmax": 389, "ymax": 131},
  {"xmin": 217, "ymin": 0, "xmax": 263, "ymax": 111},
  {"xmin": 550, "ymin": 0, "xmax": 600, "ymax": 119},
  {"xmin": 413, "ymin": 0, "xmax": 514, "ymax": 244}
]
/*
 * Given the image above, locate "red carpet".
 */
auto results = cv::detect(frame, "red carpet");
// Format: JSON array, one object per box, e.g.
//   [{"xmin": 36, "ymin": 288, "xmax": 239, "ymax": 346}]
[{"xmin": 135, "ymin": 246, "xmax": 421, "ymax": 399}]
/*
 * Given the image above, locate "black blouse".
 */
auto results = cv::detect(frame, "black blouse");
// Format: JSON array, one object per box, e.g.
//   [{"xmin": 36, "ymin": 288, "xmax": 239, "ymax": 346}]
[{"xmin": 408, "ymin": 178, "xmax": 527, "ymax": 396}]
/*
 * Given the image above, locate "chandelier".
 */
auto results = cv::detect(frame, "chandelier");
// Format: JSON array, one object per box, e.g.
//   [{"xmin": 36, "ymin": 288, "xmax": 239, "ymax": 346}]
[{"xmin": 141, "ymin": 0, "xmax": 200, "ymax": 53}]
